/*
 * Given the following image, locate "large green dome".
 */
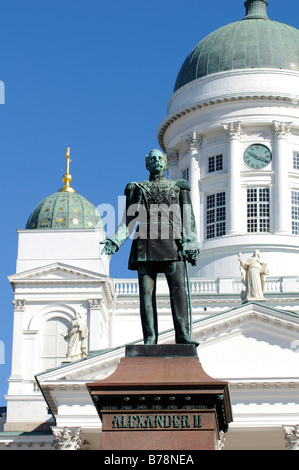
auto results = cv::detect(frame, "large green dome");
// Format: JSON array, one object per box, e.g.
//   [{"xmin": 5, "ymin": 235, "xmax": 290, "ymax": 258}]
[{"xmin": 174, "ymin": 0, "xmax": 299, "ymax": 92}]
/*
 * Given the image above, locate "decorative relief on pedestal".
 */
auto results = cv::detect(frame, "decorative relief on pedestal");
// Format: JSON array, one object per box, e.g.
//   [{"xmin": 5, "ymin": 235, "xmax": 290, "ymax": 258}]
[
  {"xmin": 223, "ymin": 121, "xmax": 243, "ymax": 140},
  {"xmin": 284, "ymin": 425, "xmax": 299, "ymax": 450},
  {"xmin": 272, "ymin": 121, "xmax": 292, "ymax": 139},
  {"xmin": 12, "ymin": 299, "xmax": 26, "ymax": 311},
  {"xmin": 52, "ymin": 426, "xmax": 82, "ymax": 450}
]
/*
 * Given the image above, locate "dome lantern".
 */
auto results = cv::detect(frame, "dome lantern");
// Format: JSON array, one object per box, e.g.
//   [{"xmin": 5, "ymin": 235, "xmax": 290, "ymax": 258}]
[{"xmin": 243, "ymin": 0, "xmax": 268, "ymax": 20}]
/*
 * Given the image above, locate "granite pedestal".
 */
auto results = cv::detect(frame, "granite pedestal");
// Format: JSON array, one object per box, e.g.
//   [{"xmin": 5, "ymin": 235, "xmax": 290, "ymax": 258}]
[{"xmin": 87, "ymin": 344, "xmax": 232, "ymax": 450}]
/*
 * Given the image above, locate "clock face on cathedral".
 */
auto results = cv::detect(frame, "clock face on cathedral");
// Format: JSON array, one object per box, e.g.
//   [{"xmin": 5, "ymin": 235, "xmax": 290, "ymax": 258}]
[{"xmin": 244, "ymin": 144, "xmax": 272, "ymax": 169}]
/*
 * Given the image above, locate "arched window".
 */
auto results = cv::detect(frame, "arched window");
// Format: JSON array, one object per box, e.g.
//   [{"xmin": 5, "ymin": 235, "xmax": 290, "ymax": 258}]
[{"xmin": 40, "ymin": 317, "xmax": 69, "ymax": 371}]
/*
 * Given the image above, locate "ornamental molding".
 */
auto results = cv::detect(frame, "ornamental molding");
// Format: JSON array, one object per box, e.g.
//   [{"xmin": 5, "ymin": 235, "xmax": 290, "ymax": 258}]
[
  {"xmin": 8, "ymin": 262, "xmax": 111, "ymax": 283},
  {"xmin": 223, "ymin": 121, "xmax": 243, "ymax": 140},
  {"xmin": 88, "ymin": 298, "xmax": 102, "ymax": 310},
  {"xmin": 12, "ymin": 299, "xmax": 26, "ymax": 311},
  {"xmin": 229, "ymin": 378, "xmax": 299, "ymax": 390},
  {"xmin": 8, "ymin": 262, "xmax": 115, "ymax": 304},
  {"xmin": 158, "ymin": 94, "xmax": 297, "ymax": 150},
  {"xmin": 284, "ymin": 425, "xmax": 299, "ymax": 450},
  {"xmin": 165, "ymin": 149, "xmax": 179, "ymax": 167},
  {"xmin": 52, "ymin": 426, "xmax": 83, "ymax": 450},
  {"xmin": 184, "ymin": 131, "xmax": 203, "ymax": 151},
  {"xmin": 272, "ymin": 120, "xmax": 292, "ymax": 139}
]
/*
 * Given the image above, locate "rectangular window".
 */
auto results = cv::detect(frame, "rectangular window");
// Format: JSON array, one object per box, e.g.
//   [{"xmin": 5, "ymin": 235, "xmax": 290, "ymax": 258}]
[
  {"xmin": 206, "ymin": 192, "xmax": 226, "ymax": 239},
  {"xmin": 247, "ymin": 188, "xmax": 270, "ymax": 233},
  {"xmin": 292, "ymin": 190, "xmax": 299, "ymax": 234},
  {"xmin": 208, "ymin": 154, "xmax": 223, "ymax": 173},
  {"xmin": 182, "ymin": 168, "xmax": 189, "ymax": 181},
  {"xmin": 293, "ymin": 152, "xmax": 299, "ymax": 170}
]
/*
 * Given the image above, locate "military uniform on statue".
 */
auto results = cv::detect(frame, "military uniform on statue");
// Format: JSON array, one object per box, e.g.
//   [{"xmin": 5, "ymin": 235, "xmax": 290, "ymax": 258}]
[
  {"xmin": 101, "ymin": 149, "xmax": 200, "ymax": 346},
  {"xmin": 95, "ymin": 149, "xmax": 232, "ymax": 451}
]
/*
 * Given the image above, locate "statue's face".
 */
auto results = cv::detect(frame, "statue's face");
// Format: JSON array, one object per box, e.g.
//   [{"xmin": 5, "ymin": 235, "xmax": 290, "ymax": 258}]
[{"xmin": 146, "ymin": 150, "xmax": 166, "ymax": 174}]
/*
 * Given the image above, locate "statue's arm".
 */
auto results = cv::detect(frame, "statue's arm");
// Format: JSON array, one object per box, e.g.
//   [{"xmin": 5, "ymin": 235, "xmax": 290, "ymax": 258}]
[{"xmin": 101, "ymin": 182, "xmax": 140, "ymax": 255}]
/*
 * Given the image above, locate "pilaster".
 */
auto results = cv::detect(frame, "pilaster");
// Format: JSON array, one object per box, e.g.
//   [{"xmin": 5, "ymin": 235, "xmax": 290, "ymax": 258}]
[
  {"xmin": 88, "ymin": 298, "xmax": 102, "ymax": 351},
  {"xmin": 185, "ymin": 131, "xmax": 202, "ymax": 236},
  {"xmin": 10, "ymin": 299, "xmax": 26, "ymax": 379},
  {"xmin": 166, "ymin": 149, "xmax": 179, "ymax": 180},
  {"xmin": 223, "ymin": 122, "xmax": 243, "ymax": 235},
  {"xmin": 272, "ymin": 121, "xmax": 292, "ymax": 235}
]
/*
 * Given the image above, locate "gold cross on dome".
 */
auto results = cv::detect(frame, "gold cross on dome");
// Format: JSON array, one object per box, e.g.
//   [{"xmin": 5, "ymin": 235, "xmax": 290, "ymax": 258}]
[
  {"xmin": 65, "ymin": 147, "xmax": 71, "ymax": 173},
  {"xmin": 58, "ymin": 147, "xmax": 76, "ymax": 193}
]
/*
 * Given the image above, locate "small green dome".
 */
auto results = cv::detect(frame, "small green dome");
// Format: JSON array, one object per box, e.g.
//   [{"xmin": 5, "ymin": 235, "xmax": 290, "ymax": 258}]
[
  {"xmin": 174, "ymin": 0, "xmax": 299, "ymax": 92},
  {"xmin": 26, "ymin": 191, "xmax": 103, "ymax": 230},
  {"xmin": 26, "ymin": 148, "xmax": 104, "ymax": 230}
]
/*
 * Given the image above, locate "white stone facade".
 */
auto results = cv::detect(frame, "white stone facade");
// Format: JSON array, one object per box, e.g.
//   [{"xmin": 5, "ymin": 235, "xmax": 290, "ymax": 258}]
[
  {"xmin": 160, "ymin": 69, "xmax": 299, "ymax": 279},
  {"xmin": 2, "ymin": 10, "xmax": 299, "ymax": 452}
]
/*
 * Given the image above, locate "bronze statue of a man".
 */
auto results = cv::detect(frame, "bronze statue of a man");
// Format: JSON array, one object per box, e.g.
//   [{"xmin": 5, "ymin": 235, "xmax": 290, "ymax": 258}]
[{"xmin": 101, "ymin": 149, "xmax": 200, "ymax": 346}]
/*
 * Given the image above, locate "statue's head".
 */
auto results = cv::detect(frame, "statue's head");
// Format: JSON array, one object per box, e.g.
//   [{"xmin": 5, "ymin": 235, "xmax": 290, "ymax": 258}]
[
  {"xmin": 146, "ymin": 149, "xmax": 167, "ymax": 174},
  {"xmin": 253, "ymin": 250, "xmax": 261, "ymax": 258}
]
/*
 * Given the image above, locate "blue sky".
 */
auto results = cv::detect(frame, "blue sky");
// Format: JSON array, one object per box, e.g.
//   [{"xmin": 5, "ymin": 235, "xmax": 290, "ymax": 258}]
[{"xmin": 0, "ymin": 0, "xmax": 298, "ymax": 406}]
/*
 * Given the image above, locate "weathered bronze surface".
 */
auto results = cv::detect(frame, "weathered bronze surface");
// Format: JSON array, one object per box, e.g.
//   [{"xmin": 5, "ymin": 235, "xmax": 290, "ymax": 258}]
[{"xmin": 101, "ymin": 149, "xmax": 200, "ymax": 345}]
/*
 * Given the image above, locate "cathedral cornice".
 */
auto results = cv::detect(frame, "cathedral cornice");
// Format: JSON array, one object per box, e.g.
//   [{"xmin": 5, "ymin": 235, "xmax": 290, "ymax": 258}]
[{"xmin": 158, "ymin": 94, "xmax": 298, "ymax": 151}]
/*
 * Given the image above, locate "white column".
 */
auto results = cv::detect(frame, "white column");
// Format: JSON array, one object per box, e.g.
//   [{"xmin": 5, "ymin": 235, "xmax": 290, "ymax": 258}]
[
  {"xmin": 88, "ymin": 298, "xmax": 108, "ymax": 350},
  {"xmin": 223, "ymin": 122, "xmax": 243, "ymax": 235},
  {"xmin": 185, "ymin": 131, "xmax": 202, "ymax": 237},
  {"xmin": 166, "ymin": 149, "xmax": 179, "ymax": 180},
  {"xmin": 272, "ymin": 121, "xmax": 292, "ymax": 234},
  {"xmin": 10, "ymin": 299, "xmax": 26, "ymax": 380}
]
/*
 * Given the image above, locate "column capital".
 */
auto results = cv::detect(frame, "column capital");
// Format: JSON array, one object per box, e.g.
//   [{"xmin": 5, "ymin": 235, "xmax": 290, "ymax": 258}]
[
  {"xmin": 185, "ymin": 131, "xmax": 203, "ymax": 151},
  {"xmin": 52, "ymin": 426, "xmax": 83, "ymax": 450},
  {"xmin": 166, "ymin": 149, "xmax": 179, "ymax": 167},
  {"xmin": 88, "ymin": 298, "xmax": 102, "ymax": 310},
  {"xmin": 272, "ymin": 120, "xmax": 292, "ymax": 140},
  {"xmin": 284, "ymin": 425, "xmax": 299, "ymax": 450},
  {"xmin": 223, "ymin": 121, "xmax": 243, "ymax": 140},
  {"xmin": 12, "ymin": 299, "xmax": 26, "ymax": 311}
]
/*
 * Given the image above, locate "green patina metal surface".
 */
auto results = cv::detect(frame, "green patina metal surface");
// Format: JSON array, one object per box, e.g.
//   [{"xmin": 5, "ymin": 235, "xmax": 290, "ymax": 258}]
[
  {"xmin": 174, "ymin": 0, "xmax": 299, "ymax": 92},
  {"xmin": 25, "ymin": 191, "xmax": 103, "ymax": 230}
]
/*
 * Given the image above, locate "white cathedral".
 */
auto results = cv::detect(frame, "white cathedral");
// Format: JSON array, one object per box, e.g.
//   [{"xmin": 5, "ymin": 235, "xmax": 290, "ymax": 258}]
[{"xmin": 1, "ymin": 0, "xmax": 299, "ymax": 450}]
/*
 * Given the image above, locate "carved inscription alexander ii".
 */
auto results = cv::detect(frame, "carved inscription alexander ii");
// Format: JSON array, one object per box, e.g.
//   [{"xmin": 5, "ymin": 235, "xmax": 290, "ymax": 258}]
[{"xmin": 102, "ymin": 411, "xmax": 210, "ymax": 432}]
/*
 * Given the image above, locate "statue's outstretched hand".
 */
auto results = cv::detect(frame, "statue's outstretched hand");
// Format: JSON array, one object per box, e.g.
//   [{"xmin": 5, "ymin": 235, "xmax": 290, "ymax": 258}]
[{"xmin": 100, "ymin": 239, "xmax": 118, "ymax": 255}]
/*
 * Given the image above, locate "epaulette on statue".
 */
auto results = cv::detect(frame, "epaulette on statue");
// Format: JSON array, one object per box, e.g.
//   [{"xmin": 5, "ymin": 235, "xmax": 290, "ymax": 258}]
[
  {"xmin": 124, "ymin": 182, "xmax": 138, "ymax": 195},
  {"xmin": 176, "ymin": 179, "xmax": 191, "ymax": 190}
]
